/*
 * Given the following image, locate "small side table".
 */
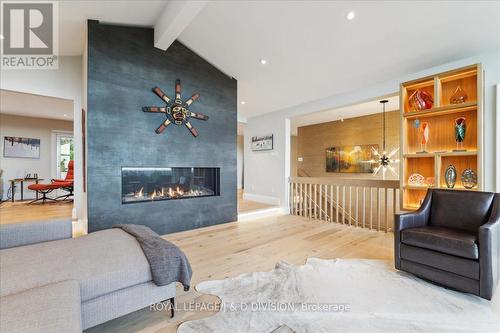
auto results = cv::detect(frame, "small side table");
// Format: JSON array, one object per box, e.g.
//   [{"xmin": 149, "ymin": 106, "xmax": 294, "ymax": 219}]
[{"xmin": 9, "ymin": 178, "xmax": 44, "ymax": 202}]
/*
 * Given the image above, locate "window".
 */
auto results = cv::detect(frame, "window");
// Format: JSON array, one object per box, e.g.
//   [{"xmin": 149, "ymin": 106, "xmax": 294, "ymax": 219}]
[{"xmin": 57, "ymin": 134, "xmax": 74, "ymax": 179}]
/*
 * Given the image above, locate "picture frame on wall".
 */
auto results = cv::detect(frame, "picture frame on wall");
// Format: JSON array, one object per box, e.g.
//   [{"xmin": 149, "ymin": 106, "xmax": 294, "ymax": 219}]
[
  {"xmin": 3, "ymin": 136, "xmax": 40, "ymax": 159},
  {"xmin": 251, "ymin": 134, "xmax": 273, "ymax": 151},
  {"xmin": 326, "ymin": 144, "xmax": 378, "ymax": 173}
]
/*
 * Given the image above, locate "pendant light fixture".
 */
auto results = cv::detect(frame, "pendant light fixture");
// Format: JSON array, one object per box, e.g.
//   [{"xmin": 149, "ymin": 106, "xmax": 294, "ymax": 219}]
[{"xmin": 369, "ymin": 100, "xmax": 400, "ymax": 179}]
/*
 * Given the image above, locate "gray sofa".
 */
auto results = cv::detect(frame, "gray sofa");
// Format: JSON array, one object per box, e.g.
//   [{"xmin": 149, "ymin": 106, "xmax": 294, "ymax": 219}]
[{"xmin": 0, "ymin": 219, "xmax": 176, "ymax": 332}]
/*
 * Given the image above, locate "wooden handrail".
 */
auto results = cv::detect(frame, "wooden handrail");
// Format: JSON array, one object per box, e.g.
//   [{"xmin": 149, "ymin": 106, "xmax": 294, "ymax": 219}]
[
  {"xmin": 289, "ymin": 177, "xmax": 400, "ymax": 232},
  {"xmin": 290, "ymin": 177, "xmax": 399, "ymax": 189}
]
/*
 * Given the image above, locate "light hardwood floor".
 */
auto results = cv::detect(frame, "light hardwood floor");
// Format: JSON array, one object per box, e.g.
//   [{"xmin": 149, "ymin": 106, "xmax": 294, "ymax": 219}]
[
  {"xmin": 86, "ymin": 214, "xmax": 394, "ymax": 333},
  {"xmin": 0, "ymin": 200, "xmax": 73, "ymax": 224},
  {"xmin": 237, "ymin": 189, "xmax": 275, "ymax": 213},
  {"xmin": 0, "ymin": 190, "xmax": 268, "ymax": 224}
]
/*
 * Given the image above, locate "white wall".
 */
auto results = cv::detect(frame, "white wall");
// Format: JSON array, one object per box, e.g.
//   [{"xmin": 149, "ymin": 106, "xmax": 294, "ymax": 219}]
[
  {"xmin": 244, "ymin": 50, "xmax": 500, "ymax": 209},
  {"xmin": 0, "ymin": 114, "xmax": 73, "ymax": 201},
  {"xmin": 0, "ymin": 56, "xmax": 84, "ymax": 219}
]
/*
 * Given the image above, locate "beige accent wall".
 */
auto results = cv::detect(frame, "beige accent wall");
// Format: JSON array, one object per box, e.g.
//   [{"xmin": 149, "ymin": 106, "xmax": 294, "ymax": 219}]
[
  {"xmin": 296, "ymin": 110, "xmax": 400, "ymax": 179},
  {"xmin": 0, "ymin": 114, "xmax": 73, "ymax": 200}
]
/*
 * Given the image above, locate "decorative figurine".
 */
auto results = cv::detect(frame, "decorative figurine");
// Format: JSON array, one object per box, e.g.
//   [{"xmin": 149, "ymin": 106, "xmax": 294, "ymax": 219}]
[
  {"xmin": 425, "ymin": 177, "xmax": 435, "ymax": 187},
  {"xmin": 461, "ymin": 169, "xmax": 477, "ymax": 189},
  {"xmin": 454, "ymin": 117, "xmax": 466, "ymax": 152},
  {"xmin": 444, "ymin": 165, "xmax": 457, "ymax": 188},
  {"xmin": 409, "ymin": 89, "xmax": 433, "ymax": 111},
  {"xmin": 450, "ymin": 86, "xmax": 468, "ymax": 104},
  {"xmin": 408, "ymin": 173, "xmax": 425, "ymax": 186},
  {"xmin": 418, "ymin": 122, "xmax": 429, "ymax": 153}
]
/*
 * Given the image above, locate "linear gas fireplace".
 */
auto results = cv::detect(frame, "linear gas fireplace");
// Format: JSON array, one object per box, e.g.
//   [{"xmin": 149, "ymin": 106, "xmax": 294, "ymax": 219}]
[{"xmin": 122, "ymin": 167, "xmax": 220, "ymax": 204}]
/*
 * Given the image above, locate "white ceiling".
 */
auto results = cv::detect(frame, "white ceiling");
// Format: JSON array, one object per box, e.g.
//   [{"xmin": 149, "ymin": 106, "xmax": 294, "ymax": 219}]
[
  {"xmin": 0, "ymin": 90, "xmax": 74, "ymax": 121},
  {"xmin": 43, "ymin": 1, "xmax": 500, "ymax": 120},
  {"xmin": 58, "ymin": 1, "xmax": 168, "ymax": 55},
  {"xmin": 178, "ymin": 1, "xmax": 500, "ymax": 118},
  {"xmin": 291, "ymin": 95, "xmax": 399, "ymax": 135}
]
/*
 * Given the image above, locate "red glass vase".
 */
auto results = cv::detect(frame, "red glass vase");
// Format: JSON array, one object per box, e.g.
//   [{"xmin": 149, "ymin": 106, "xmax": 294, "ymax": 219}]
[{"xmin": 409, "ymin": 89, "xmax": 434, "ymax": 111}]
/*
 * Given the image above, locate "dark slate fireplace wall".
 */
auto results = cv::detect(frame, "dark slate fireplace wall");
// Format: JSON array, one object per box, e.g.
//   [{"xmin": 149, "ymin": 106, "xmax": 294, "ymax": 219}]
[{"xmin": 87, "ymin": 21, "xmax": 237, "ymax": 234}]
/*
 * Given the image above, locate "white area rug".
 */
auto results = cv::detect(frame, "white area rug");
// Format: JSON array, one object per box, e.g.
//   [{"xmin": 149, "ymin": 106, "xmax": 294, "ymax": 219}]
[{"xmin": 178, "ymin": 259, "xmax": 500, "ymax": 333}]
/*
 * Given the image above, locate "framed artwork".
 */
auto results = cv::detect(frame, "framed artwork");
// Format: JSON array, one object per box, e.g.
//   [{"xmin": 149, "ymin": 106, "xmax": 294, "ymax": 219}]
[
  {"xmin": 326, "ymin": 144, "xmax": 378, "ymax": 173},
  {"xmin": 251, "ymin": 134, "xmax": 273, "ymax": 151},
  {"xmin": 3, "ymin": 136, "xmax": 40, "ymax": 159}
]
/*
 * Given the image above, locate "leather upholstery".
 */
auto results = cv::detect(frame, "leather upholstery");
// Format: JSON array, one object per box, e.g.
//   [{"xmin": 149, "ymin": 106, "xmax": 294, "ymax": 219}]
[
  {"xmin": 402, "ymin": 226, "xmax": 478, "ymax": 259},
  {"xmin": 394, "ymin": 189, "xmax": 499, "ymax": 300},
  {"xmin": 430, "ymin": 190, "xmax": 494, "ymax": 232},
  {"xmin": 400, "ymin": 260, "xmax": 479, "ymax": 295},
  {"xmin": 394, "ymin": 190, "xmax": 432, "ymax": 270},
  {"xmin": 479, "ymin": 193, "xmax": 500, "ymax": 299},
  {"xmin": 400, "ymin": 244, "xmax": 479, "ymax": 279}
]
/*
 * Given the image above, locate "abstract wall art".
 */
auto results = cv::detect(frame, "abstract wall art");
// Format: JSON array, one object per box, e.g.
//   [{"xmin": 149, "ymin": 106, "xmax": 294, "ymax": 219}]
[
  {"xmin": 3, "ymin": 136, "xmax": 40, "ymax": 159},
  {"xmin": 326, "ymin": 144, "xmax": 378, "ymax": 173}
]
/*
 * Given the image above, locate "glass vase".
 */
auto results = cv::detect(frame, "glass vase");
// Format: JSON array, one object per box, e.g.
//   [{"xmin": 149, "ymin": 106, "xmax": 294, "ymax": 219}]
[
  {"xmin": 454, "ymin": 117, "xmax": 466, "ymax": 152},
  {"xmin": 450, "ymin": 86, "xmax": 468, "ymax": 104}
]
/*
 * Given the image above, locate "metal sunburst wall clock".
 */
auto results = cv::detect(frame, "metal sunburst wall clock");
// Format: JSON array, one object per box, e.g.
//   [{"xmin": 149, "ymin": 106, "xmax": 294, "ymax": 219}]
[{"xmin": 142, "ymin": 79, "xmax": 208, "ymax": 137}]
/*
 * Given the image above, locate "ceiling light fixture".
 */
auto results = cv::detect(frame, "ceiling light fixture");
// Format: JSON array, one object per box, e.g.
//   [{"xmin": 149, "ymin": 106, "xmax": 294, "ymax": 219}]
[
  {"xmin": 0, "ymin": 35, "xmax": 4, "ymax": 40},
  {"xmin": 241, "ymin": 101, "xmax": 246, "ymax": 105},
  {"xmin": 259, "ymin": 59, "xmax": 267, "ymax": 65},
  {"xmin": 362, "ymin": 100, "xmax": 400, "ymax": 179},
  {"xmin": 63, "ymin": 114, "xmax": 68, "ymax": 117},
  {"xmin": 346, "ymin": 11, "xmax": 355, "ymax": 20}
]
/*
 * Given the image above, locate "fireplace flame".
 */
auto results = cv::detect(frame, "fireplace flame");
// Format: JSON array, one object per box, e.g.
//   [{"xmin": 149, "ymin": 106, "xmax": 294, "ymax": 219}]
[
  {"xmin": 176, "ymin": 186, "xmax": 184, "ymax": 196},
  {"xmin": 126, "ymin": 185, "xmax": 212, "ymax": 203},
  {"xmin": 137, "ymin": 187, "xmax": 144, "ymax": 197}
]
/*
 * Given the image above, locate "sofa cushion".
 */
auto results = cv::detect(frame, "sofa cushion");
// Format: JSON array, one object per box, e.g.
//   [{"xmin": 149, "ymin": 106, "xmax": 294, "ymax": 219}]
[
  {"xmin": 400, "ymin": 244, "xmax": 479, "ymax": 279},
  {"xmin": 0, "ymin": 280, "xmax": 81, "ymax": 333},
  {"xmin": 0, "ymin": 219, "xmax": 72, "ymax": 249},
  {"xmin": 401, "ymin": 226, "xmax": 478, "ymax": 259},
  {"xmin": 0, "ymin": 229, "xmax": 152, "ymax": 301},
  {"xmin": 430, "ymin": 189, "xmax": 494, "ymax": 232}
]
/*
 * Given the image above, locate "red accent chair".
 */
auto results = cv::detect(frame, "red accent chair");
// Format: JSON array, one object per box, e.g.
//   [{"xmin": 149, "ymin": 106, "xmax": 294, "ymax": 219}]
[
  {"xmin": 53, "ymin": 160, "xmax": 74, "ymax": 201},
  {"xmin": 28, "ymin": 161, "xmax": 74, "ymax": 204}
]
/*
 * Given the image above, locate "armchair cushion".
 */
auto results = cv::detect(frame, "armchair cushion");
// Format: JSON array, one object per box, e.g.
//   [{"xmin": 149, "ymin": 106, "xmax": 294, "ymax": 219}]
[
  {"xmin": 430, "ymin": 190, "xmax": 495, "ymax": 232},
  {"xmin": 401, "ymin": 226, "xmax": 478, "ymax": 259}
]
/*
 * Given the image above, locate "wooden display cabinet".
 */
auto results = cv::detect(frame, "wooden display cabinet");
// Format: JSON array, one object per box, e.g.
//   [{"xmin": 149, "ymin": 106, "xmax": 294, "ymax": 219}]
[{"xmin": 400, "ymin": 64, "xmax": 483, "ymax": 210}]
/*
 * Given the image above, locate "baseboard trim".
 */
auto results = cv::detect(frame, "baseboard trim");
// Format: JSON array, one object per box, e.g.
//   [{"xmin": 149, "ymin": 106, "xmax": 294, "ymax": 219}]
[
  {"xmin": 243, "ymin": 192, "xmax": 280, "ymax": 205},
  {"xmin": 238, "ymin": 207, "xmax": 284, "ymax": 221}
]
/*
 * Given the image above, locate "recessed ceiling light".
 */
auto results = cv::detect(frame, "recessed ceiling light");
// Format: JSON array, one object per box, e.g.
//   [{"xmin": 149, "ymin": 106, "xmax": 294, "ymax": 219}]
[
  {"xmin": 63, "ymin": 114, "xmax": 68, "ymax": 117},
  {"xmin": 259, "ymin": 59, "xmax": 267, "ymax": 65},
  {"xmin": 241, "ymin": 101, "xmax": 246, "ymax": 105},
  {"xmin": 346, "ymin": 11, "xmax": 355, "ymax": 20},
  {"xmin": 0, "ymin": 35, "xmax": 4, "ymax": 40}
]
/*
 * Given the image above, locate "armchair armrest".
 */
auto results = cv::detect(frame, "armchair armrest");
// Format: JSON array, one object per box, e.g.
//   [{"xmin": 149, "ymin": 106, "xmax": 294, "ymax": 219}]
[
  {"xmin": 52, "ymin": 178, "xmax": 73, "ymax": 183},
  {"xmin": 394, "ymin": 190, "xmax": 433, "ymax": 269},
  {"xmin": 0, "ymin": 219, "xmax": 72, "ymax": 249},
  {"xmin": 478, "ymin": 193, "xmax": 500, "ymax": 300}
]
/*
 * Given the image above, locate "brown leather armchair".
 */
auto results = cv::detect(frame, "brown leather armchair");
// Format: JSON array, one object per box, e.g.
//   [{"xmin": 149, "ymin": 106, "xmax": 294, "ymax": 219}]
[{"xmin": 395, "ymin": 189, "xmax": 499, "ymax": 300}]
